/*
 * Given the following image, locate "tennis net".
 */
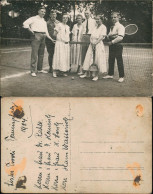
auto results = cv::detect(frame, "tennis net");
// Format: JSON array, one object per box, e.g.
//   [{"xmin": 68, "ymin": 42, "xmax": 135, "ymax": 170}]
[{"xmin": 1, "ymin": 38, "xmax": 152, "ymax": 84}]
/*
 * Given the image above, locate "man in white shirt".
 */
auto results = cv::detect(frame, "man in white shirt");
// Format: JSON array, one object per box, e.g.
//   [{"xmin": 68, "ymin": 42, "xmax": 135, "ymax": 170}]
[
  {"xmin": 23, "ymin": 6, "xmax": 55, "ymax": 77},
  {"xmin": 82, "ymin": 9, "xmax": 96, "ymax": 34},
  {"xmin": 81, "ymin": 10, "xmax": 96, "ymax": 66},
  {"xmin": 103, "ymin": 12, "xmax": 125, "ymax": 83}
]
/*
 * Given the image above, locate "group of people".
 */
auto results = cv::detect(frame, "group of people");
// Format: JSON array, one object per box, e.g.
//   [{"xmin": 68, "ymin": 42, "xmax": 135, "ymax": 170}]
[{"xmin": 23, "ymin": 6, "xmax": 125, "ymax": 82}]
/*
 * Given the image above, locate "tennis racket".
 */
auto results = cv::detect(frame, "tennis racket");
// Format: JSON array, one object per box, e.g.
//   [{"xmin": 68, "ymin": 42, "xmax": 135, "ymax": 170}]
[
  {"xmin": 69, "ymin": 24, "xmax": 138, "ymax": 44},
  {"xmin": 125, "ymin": 24, "xmax": 138, "ymax": 35},
  {"xmin": 107, "ymin": 24, "xmax": 138, "ymax": 40}
]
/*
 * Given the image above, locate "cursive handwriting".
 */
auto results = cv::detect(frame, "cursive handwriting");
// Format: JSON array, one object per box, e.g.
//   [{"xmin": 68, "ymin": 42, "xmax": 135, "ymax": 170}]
[
  {"xmin": 63, "ymin": 152, "xmax": 68, "ymax": 171},
  {"xmin": 5, "ymin": 117, "xmax": 19, "ymax": 141},
  {"xmin": 44, "ymin": 152, "xmax": 51, "ymax": 166},
  {"xmin": 51, "ymin": 175, "xmax": 58, "ymax": 191},
  {"xmin": 21, "ymin": 118, "xmax": 28, "ymax": 132},
  {"xmin": 45, "ymin": 114, "xmax": 55, "ymax": 141},
  {"xmin": 10, "ymin": 151, "xmax": 15, "ymax": 166},
  {"xmin": 61, "ymin": 177, "xmax": 67, "ymax": 191},
  {"xmin": 35, "ymin": 121, "xmax": 43, "ymax": 138},
  {"xmin": 34, "ymin": 172, "xmax": 42, "ymax": 189},
  {"xmin": 33, "ymin": 111, "xmax": 72, "ymax": 192},
  {"xmin": 52, "ymin": 122, "xmax": 63, "ymax": 139},
  {"xmin": 4, "ymin": 171, "xmax": 14, "ymax": 187},
  {"xmin": 43, "ymin": 173, "xmax": 50, "ymax": 190},
  {"xmin": 34, "ymin": 151, "xmax": 43, "ymax": 165}
]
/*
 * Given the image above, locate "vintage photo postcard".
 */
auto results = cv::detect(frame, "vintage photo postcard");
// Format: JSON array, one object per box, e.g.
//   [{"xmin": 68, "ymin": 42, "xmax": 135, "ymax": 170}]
[
  {"xmin": 0, "ymin": 0, "xmax": 152, "ymax": 97},
  {"xmin": 1, "ymin": 97, "xmax": 152, "ymax": 193}
]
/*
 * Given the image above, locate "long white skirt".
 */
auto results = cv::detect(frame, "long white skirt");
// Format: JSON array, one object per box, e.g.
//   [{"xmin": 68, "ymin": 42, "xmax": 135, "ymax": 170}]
[
  {"xmin": 70, "ymin": 44, "xmax": 82, "ymax": 72},
  {"xmin": 53, "ymin": 41, "xmax": 70, "ymax": 72},
  {"xmin": 83, "ymin": 41, "xmax": 107, "ymax": 73}
]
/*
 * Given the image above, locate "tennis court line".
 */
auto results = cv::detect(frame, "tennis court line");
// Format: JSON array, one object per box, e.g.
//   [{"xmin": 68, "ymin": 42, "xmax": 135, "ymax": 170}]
[
  {"xmin": 1, "ymin": 71, "xmax": 30, "ymax": 80},
  {"xmin": 1, "ymin": 67, "xmax": 49, "ymax": 81},
  {"xmin": 0, "ymin": 47, "xmax": 31, "ymax": 51},
  {"xmin": 1, "ymin": 49, "xmax": 31, "ymax": 54}
]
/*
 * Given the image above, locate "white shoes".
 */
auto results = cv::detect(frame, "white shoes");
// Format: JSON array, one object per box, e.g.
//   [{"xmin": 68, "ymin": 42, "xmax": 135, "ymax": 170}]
[
  {"xmin": 31, "ymin": 73, "xmax": 37, "ymax": 77},
  {"xmin": 38, "ymin": 70, "xmax": 48, "ymax": 73},
  {"xmin": 80, "ymin": 74, "xmax": 87, "ymax": 78},
  {"xmin": 78, "ymin": 72, "xmax": 83, "ymax": 75},
  {"xmin": 103, "ymin": 75, "xmax": 113, "ymax": 79},
  {"xmin": 53, "ymin": 72, "xmax": 57, "ymax": 78},
  {"xmin": 92, "ymin": 76, "xmax": 98, "ymax": 81},
  {"xmin": 118, "ymin": 77, "xmax": 124, "ymax": 83},
  {"xmin": 63, "ymin": 73, "xmax": 68, "ymax": 77},
  {"xmin": 103, "ymin": 75, "xmax": 124, "ymax": 82}
]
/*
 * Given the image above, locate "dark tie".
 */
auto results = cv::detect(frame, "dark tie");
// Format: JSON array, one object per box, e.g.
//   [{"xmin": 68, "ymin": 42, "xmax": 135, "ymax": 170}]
[
  {"xmin": 86, "ymin": 19, "xmax": 89, "ymax": 34},
  {"xmin": 77, "ymin": 29, "xmax": 79, "ymax": 41}
]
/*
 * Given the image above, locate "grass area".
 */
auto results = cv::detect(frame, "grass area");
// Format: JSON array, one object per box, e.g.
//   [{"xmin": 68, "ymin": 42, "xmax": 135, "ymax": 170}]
[{"xmin": 0, "ymin": 44, "xmax": 152, "ymax": 97}]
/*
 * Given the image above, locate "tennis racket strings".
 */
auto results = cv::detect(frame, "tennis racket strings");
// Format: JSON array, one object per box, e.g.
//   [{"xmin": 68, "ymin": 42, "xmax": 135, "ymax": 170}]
[{"xmin": 125, "ymin": 24, "xmax": 138, "ymax": 35}]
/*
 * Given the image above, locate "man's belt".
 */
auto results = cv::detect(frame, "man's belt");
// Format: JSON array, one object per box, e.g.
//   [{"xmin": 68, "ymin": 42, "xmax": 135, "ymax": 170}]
[{"xmin": 33, "ymin": 31, "xmax": 46, "ymax": 34}]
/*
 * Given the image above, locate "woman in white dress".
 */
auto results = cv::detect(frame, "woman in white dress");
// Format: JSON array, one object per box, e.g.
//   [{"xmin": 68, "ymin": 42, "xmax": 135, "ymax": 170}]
[
  {"xmin": 52, "ymin": 14, "xmax": 70, "ymax": 77},
  {"xmin": 80, "ymin": 15, "xmax": 107, "ymax": 81},
  {"xmin": 70, "ymin": 14, "xmax": 83, "ymax": 74}
]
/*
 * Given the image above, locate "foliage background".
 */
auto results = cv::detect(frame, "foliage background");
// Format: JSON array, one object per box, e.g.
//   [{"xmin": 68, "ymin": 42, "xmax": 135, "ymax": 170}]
[{"xmin": 1, "ymin": 0, "xmax": 152, "ymax": 43}]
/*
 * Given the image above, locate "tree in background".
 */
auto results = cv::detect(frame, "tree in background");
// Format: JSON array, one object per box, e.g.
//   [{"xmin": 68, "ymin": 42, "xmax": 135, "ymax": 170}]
[{"xmin": 1, "ymin": 0, "xmax": 152, "ymax": 42}]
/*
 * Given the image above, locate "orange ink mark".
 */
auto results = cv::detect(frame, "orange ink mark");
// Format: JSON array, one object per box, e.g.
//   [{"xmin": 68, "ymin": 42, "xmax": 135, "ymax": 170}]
[
  {"xmin": 136, "ymin": 104, "xmax": 144, "ymax": 117},
  {"xmin": 9, "ymin": 99, "xmax": 24, "ymax": 119},
  {"xmin": 127, "ymin": 162, "xmax": 142, "ymax": 188},
  {"xmin": 5, "ymin": 157, "xmax": 26, "ymax": 177}
]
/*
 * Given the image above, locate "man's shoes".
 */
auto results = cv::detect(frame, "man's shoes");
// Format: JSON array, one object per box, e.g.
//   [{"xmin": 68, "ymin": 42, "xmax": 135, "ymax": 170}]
[
  {"xmin": 80, "ymin": 74, "xmax": 87, "ymax": 78},
  {"xmin": 92, "ymin": 76, "xmax": 98, "ymax": 81},
  {"xmin": 38, "ymin": 70, "xmax": 48, "ymax": 73},
  {"xmin": 118, "ymin": 77, "xmax": 124, "ymax": 83},
  {"xmin": 103, "ymin": 75, "xmax": 113, "ymax": 79},
  {"xmin": 31, "ymin": 73, "xmax": 37, "ymax": 77}
]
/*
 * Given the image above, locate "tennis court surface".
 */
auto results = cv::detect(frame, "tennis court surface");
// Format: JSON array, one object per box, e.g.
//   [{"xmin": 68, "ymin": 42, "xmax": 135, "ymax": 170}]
[{"xmin": 0, "ymin": 39, "xmax": 152, "ymax": 97}]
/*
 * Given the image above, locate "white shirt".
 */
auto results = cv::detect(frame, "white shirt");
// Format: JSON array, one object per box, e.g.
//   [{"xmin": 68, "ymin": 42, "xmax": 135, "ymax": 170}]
[
  {"xmin": 108, "ymin": 21, "xmax": 125, "ymax": 44},
  {"xmin": 23, "ymin": 15, "xmax": 49, "ymax": 35},
  {"xmin": 82, "ymin": 17, "xmax": 97, "ymax": 34},
  {"xmin": 108, "ymin": 21, "xmax": 125, "ymax": 37}
]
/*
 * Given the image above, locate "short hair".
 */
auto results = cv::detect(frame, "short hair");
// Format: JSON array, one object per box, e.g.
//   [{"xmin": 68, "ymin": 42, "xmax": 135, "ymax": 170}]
[
  {"xmin": 111, "ymin": 12, "xmax": 121, "ymax": 18},
  {"xmin": 76, "ymin": 14, "xmax": 83, "ymax": 20},
  {"xmin": 62, "ymin": 13, "xmax": 69, "ymax": 18},
  {"xmin": 50, "ymin": 10, "xmax": 57, "ymax": 14},
  {"xmin": 38, "ymin": 6, "xmax": 46, "ymax": 11},
  {"xmin": 97, "ymin": 15, "xmax": 104, "ymax": 22}
]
